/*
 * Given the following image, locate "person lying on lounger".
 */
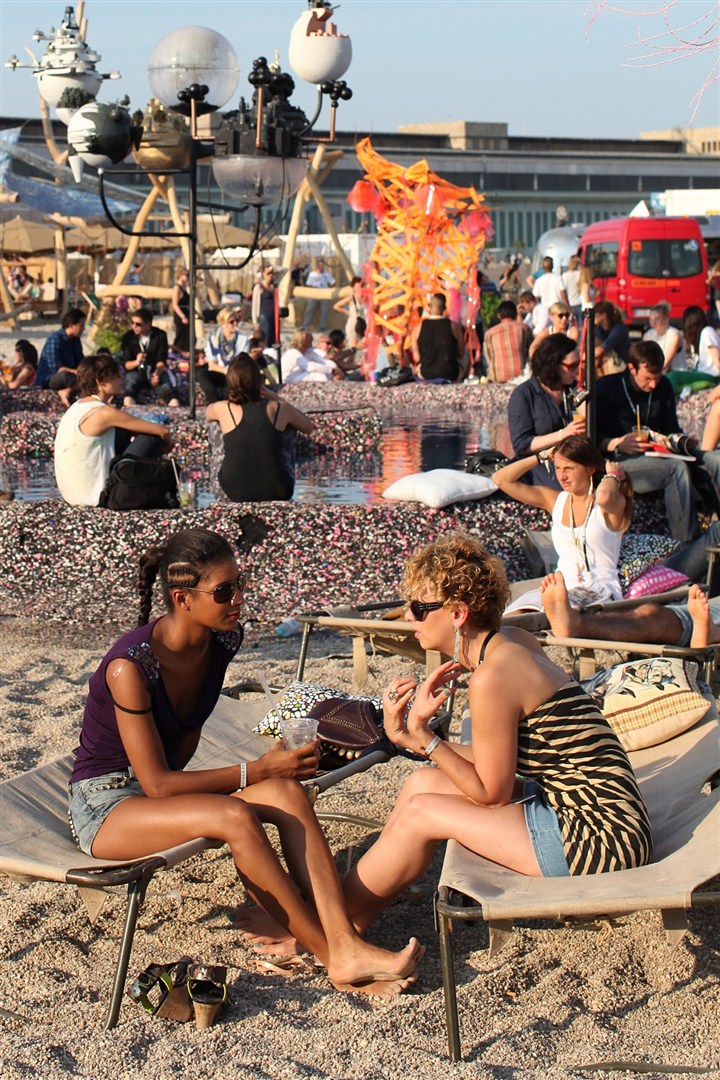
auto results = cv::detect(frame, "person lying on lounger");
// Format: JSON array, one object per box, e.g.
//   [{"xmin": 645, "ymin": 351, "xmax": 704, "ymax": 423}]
[
  {"xmin": 67, "ymin": 527, "xmax": 423, "ymax": 1000},
  {"xmin": 238, "ymin": 532, "xmax": 654, "ymax": 957},
  {"xmin": 538, "ymin": 571, "xmax": 720, "ymax": 651}
]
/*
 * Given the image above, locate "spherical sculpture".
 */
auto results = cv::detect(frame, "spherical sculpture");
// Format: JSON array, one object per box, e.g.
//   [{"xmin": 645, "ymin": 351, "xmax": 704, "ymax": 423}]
[
  {"xmin": 67, "ymin": 101, "xmax": 136, "ymax": 170},
  {"xmin": 147, "ymin": 27, "xmax": 239, "ymax": 114},
  {"xmin": 288, "ymin": 6, "xmax": 352, "ymax": 85}
]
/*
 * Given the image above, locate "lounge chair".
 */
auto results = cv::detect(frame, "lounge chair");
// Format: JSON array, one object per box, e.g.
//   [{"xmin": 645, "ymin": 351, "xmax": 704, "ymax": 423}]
[
  {"xmin": 434, "ymin": 696, "xmax": 720, "ymax": 1061},
  {"xmin": 0, "ymin": 693, "xmax": 392, "ymax": 1029},
  {"xmin": 294, "ymin": 583, "xmax": 692, "ymax": 691}
]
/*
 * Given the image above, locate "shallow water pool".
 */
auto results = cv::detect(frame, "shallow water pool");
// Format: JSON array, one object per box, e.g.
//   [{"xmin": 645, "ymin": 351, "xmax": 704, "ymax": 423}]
[{"xmin": 2, "ymin": 417, "xmax": 512, "ymax": 506}]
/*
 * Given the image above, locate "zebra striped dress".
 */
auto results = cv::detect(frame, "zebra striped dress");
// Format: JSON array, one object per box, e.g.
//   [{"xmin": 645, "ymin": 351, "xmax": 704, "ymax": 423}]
[{"xmin": 516, "ymin": 681, "xmax": 653, "ymax": 875}]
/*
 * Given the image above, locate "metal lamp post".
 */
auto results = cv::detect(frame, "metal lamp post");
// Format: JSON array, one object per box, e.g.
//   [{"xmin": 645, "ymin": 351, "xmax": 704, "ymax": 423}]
[{"xmin": 67, "ymin": 3, "xmax": 354, "ymax": 417}]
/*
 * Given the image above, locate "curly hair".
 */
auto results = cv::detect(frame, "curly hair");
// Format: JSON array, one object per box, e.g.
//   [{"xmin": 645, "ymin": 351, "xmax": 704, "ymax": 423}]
[
  {"xmin": 137, "ymin": 528, "xmax": 235, "ymax": 625},
  {"xmin": 402, "ymin": 532, "xmax": 510, "ymax": 631}
]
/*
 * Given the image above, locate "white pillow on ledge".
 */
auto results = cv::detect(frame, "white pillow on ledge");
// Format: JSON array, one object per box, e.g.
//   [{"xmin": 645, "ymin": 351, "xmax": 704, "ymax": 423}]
[{"xmin": 382, "ymin": 469, "xmax": 497, "ymax": 509}]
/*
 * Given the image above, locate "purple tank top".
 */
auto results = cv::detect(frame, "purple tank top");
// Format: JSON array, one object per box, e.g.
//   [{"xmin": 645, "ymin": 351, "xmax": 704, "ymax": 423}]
[{"xmin": 70, "ymin": 618, "xmax": 243, "ymax": 782}]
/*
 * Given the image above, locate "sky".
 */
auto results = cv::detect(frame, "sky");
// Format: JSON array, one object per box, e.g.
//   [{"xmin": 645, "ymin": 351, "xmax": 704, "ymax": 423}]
[{"xmin": 1, "ymin": 0, "xmax": 718, "ymax": 140}]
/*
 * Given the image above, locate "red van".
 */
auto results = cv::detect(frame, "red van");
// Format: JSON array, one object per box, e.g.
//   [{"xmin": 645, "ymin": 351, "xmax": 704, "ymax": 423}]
[{"xmin": 577, "ymin": 217, "xmax": 708, "ymax": 325}]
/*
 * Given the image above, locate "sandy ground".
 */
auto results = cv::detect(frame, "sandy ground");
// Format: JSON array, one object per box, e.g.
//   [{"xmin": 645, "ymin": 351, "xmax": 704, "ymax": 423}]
[{"xmin": 1, "ymin": 613, "xmax": 719, "ymax": 1080}]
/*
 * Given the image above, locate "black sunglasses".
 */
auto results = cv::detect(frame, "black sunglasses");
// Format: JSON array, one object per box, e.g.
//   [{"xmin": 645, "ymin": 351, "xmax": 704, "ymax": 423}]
[
  {"xmin": 408, "ymin": 600, "xmax": 444, "ymax": 621},
  {"xmin": 187, "ymin": 574, "xmax": 247, "ymax": 604}
]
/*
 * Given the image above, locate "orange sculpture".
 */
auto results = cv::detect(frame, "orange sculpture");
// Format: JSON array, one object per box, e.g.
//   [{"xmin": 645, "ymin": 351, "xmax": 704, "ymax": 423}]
[{"xmin": 348, "ymin": 137, "xmax": 492, "ymax": 376}]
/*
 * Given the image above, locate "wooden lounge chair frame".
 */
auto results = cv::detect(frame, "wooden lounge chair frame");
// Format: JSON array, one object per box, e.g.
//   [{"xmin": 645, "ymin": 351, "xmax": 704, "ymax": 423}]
[
  {"xmin": 0, "ymin": 691, "xmax": 394, "ymax": 1030},
  {"xmin": 434, "ymin": 694, "xmax": 720, "ymax": 1062}
]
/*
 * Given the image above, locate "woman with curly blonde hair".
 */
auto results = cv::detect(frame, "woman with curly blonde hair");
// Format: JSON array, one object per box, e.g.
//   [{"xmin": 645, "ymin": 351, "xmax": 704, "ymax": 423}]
[{"xmin": 339, "ymin": 532, "xmax": 652, "ymax": 927}]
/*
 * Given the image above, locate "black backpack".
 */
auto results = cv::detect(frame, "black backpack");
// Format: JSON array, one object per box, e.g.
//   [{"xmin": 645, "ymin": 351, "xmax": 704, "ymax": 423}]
[
  {"xmin": 98, "ymin": 457, "xmax": 179, "ymax": 511},
  {"xmin": 465, "ymin": 449, "xmax": 509, "ymax": 477}
]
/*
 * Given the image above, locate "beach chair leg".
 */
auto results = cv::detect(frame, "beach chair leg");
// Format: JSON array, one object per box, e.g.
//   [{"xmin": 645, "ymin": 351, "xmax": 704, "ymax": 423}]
[
  {"xmin": 435, "ymin": 891, "xmax": 462, "ymax": 1062},
  {"xmin": 103, "ymin": 861, "xmax": 160, "ymax": 1030},
  {"xmin": 295, "ymin": 623, "xmax": 314, "ymax": 681},
  {"xmin": 661, "ymin": 907, "xmax": 688, "ymax": 949}
]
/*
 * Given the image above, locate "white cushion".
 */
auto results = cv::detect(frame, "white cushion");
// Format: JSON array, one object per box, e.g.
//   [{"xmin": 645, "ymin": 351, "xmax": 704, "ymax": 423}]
[{"xmin": 382, "ymin": 469, "xmax": 497, "ymax": 509}]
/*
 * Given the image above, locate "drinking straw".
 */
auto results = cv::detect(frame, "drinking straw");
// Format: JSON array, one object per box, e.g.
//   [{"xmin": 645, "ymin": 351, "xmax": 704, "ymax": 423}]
[
  {"xmin": 636, "ymin": 406, "xmax": 641, "ymax": 435},
  {"xmin": 170, "ymin": 457, "xmax": 181, "ymax": 487},
  {"xmin": 258, "ymin": 673, "xmax": 280, "ymax": 711}
]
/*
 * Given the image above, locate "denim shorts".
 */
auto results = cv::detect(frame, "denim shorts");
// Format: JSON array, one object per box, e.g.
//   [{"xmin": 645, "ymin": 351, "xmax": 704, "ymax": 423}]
[
  {"xmin": 522, "ymin": 779, "xmax": 570, "ymax": 877},
  {"xmin": 68, "ymin": 768, "xmax": 145, "ymax": 855}
]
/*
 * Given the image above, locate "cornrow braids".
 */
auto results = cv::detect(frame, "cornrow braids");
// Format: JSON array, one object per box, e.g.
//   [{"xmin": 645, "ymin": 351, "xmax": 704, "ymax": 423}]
[
  {"xmin": 138, "ymin": 545, "xmax": 166, "ymax": 626},
  {"xmin": 137, "ymin": 529, "xmax": 236, "ymax": 625}
]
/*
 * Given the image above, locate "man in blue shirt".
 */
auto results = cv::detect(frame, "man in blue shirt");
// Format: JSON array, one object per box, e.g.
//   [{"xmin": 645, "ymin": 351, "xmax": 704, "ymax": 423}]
[{"xmin": 37, "ymin": 308, "xmax": 85, "ymax": 406}]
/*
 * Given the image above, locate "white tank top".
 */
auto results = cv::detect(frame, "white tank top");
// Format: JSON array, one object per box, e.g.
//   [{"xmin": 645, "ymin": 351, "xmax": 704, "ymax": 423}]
[
  {"xmin": 54, "ymin": 399, "xmax": 115, "ymax": 506},
  {"xmin": 551, "ymin": 490, "xmax": 623, "ymax": 600}
]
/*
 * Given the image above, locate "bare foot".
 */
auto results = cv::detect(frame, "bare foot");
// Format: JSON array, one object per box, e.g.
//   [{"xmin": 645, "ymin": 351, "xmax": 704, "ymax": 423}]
[
  {"xmin": 688, "ymin": 584, "xmax": 720, "ymax": 648},
  {"xmin": 328, "ymin": 938, "xmax": 425, "ymax": 997},
  {"xmin": 540, "ymin": 571, "xmax": 581, "ymax": 638},
  {"xmin": 234, "ymin": 907, "xmax": 306, "ymax": 955}
]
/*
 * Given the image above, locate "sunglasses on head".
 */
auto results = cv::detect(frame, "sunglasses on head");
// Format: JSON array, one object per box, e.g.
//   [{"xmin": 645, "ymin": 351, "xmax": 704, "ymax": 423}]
[
  {"xmin": 408, "ymin": 599, "xmax": 444, "ymax": 621},
  {"xmin": 187, "ymin": 573, "xmax": 247, "ymax": 604}
]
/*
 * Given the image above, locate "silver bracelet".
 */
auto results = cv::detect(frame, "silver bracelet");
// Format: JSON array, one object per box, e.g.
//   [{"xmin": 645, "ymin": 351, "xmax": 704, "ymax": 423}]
[
  {"xmin": 238, "ymin": 761, "xmax": 247, "ymax": 790},
  {"xmin": 423, "ymin": 734, "xmax": 442, "ymax": 758},
  {"xmin": 602, "ymin": 473, "xmax": 623, "ymax": 484}
]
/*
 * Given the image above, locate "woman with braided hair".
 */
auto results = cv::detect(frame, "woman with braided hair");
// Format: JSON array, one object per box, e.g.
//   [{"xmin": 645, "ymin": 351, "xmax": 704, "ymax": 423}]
[{"xmin": 68, "ymin": 528, "xmax": 423, "ymax": 999}]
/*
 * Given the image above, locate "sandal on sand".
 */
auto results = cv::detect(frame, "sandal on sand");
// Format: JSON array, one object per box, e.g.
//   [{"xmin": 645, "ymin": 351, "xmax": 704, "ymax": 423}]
[
  {"xmin": 126, "ymin": 958, "xmax": 194, "ymax": 1022},
  {"xmin": 187, "ymin": 963, "xmax": 228, "ymax": 1030},
  {"xmin": 250, "ymin": 955, "xmax": 323, "ymax": 976}
]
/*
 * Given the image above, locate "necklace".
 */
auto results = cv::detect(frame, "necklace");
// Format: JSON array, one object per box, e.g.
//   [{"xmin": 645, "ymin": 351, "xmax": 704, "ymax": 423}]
[
  {"xmin": 567, "ymin": 487, "xmax": 595, "ymax": 584},
  {"xmin": 621, "ymin": 376, "xmax": 653, "ymax": 427}
]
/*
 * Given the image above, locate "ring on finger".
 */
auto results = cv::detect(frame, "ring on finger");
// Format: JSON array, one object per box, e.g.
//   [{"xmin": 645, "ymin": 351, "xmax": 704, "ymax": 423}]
[{"xmin": 387, "ymin": 689, "xmax": 400, "ymax": 703}]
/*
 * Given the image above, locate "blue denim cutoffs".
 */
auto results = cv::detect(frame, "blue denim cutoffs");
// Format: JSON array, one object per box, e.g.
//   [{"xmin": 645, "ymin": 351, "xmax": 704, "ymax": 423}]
[
  {"xmin": 522, "ymin": 778, "xmax": 571, "ymax": 877},
  {"xmin": 68, "ymin": 768, "xmax": 145, "ymax": 855}
]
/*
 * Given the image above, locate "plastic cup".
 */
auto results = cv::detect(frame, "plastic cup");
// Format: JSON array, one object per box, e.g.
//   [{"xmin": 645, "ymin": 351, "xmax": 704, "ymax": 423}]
[
  {"xmin": 280, "ymin": 717, "xmax": 319, "ymax": 748},
  {"xmin": 178, "ymin": 479, "xmax": 196, "ymax": 508},
  {"xmin": 636, "ymin": 427, "xmax": 650, "ymax": 442},
  {"xmin": 572, "ymin": 410, "xmax": 585, "ymax": 424}
]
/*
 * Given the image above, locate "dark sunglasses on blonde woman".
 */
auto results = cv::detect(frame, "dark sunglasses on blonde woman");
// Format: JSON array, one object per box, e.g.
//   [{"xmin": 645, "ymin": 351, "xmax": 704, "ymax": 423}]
[{"xmin": 408, "ymin": 600, "xmax": 444, "ymax": 621}]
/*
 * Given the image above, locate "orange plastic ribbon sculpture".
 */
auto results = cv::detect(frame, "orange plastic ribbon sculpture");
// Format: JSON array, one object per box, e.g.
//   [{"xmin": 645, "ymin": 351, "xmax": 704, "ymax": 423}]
[{"xmin": 347, "ymin": 137, "xmax": 492, "ymax": 376}]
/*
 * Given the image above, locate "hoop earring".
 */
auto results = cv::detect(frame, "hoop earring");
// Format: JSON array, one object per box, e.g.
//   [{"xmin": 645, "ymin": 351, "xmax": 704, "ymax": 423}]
[{"xmin": 453, "ymin": 625, "xmax": 461, "ymax": 664}]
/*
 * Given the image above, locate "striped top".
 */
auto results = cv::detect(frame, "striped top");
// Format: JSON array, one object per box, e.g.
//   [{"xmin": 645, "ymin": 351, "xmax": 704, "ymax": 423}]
[{"xmin": 516, "ymin": 682, "xmax": 653, "ymax": 874}]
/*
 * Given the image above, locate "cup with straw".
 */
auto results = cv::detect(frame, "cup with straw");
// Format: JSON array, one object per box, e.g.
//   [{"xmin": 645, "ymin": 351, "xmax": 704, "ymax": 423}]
[{"xmin": 636, "ymin": 406, "xmax": 649, "ymax": 445}]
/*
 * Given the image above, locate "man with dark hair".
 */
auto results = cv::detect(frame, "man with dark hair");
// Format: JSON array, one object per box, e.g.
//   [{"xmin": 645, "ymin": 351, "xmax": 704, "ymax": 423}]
[
  {"xmin": 596, "ymin": 339, "xmax": 718, "ymax": 542},
  {"xmin": 37, "ymin": 308, "xmax": 86, "ymax": 406},
  {"xmin": 517, "ymin": 289, "xmax": 550, "ymax": 336},
  {"xmin": 54, "ymin": 355, "xmax": 172, "ymax": 507},
  {"xmin": 411, "ymin": 293, "xmax": 467, "ymax": 382},
  {"xmin": 120, "ymin": 307, "xmax": 176, "ymax": 406},
  {"xmin": 483, "ymin": 300, "xmax": 532, "ymax": 382}
]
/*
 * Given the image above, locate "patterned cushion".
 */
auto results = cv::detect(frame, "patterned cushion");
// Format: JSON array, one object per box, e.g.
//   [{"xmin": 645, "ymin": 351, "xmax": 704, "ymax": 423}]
[
  {"xmin": 254, "ymin": 680, "xmax": 383, "ymax": 738},
  {"xmin": 581, "ymin": 658, "xmax": 709, "ymax": 751},
  {"xmin": 618, "ymin": 534, "xmax": 678, "ymax": 589},
  {"xmin": 624, "ymin": 565, "xmax": 689, "ymax": 599}
]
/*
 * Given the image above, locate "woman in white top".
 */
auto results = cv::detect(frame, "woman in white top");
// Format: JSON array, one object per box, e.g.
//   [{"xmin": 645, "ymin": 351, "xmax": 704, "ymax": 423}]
[
  {"xmin": 494, "ymin": 434, "xmax": 633, "ymax": 613},
  {"xmin": 643, "ymin": 302, "xmax": 685, "ymax": 372},
  {"xmin": 54, "ymin": 355, "xmax": 172, "ymax": 506},
  {"xmin": 332, "ymin": 277, "xmax": 366, "ymax": 348},
  {"xmin": 282, "ymin": 328, "xmax": 340, "ymax": 383},
  {"xmin": 560, "ymin": 255, "xmax": 582, "ymax": 322},
  {"xmin": 683, "ymin": 305, "xmax": 720, "ymax": 377}
]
